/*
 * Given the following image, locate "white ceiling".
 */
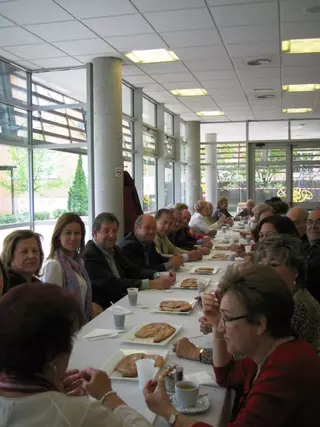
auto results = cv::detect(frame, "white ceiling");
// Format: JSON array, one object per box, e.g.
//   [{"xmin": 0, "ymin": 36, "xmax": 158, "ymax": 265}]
[{"xmin": 0, "ymin": 0, "xmax": 319, "ymax": 123}]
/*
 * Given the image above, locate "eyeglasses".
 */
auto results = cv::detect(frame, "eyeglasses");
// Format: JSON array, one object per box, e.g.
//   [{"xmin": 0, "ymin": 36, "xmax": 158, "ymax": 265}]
[
  {"xmin": 307, "ymin": 219, "xmax": 320, "ymax": 227},
  {"xmin": 220, "ymin": 314, "xmax": 248, "ymax": 327}
]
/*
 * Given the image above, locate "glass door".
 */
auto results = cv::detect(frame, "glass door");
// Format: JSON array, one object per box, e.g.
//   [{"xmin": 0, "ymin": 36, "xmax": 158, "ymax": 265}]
[{"xmin": 253, "ymin": 144, "xmax": 290, "ymax": 203}]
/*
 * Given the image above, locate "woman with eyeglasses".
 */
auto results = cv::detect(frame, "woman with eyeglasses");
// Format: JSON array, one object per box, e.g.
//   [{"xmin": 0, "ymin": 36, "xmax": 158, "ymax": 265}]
[{"xmin": 143, "ymin": 264, "xmax": 320, "ymax": 427}]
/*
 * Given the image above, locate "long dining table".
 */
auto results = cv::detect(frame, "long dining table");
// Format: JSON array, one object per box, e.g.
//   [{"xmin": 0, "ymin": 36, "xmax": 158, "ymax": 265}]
[{"xmin": 69, "ymin": 228, "xmax": 246, "ymax": 427}]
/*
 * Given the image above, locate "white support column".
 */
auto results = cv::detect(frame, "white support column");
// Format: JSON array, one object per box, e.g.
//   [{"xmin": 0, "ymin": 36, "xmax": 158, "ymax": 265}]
[
  {"xmin": 174, "ymin": 114, "xmax": 181, "ymax": 203},
  {"xmin": 157, "ymin": 103, "xmax": 165, "ymax": 208},
  {"xmin": 205, "ymin": 133, "xmax": 217, "ymax": 203},
  {"xmin": 186, "ymin": 121, "xmax": 201, "ymax": 209},
  {"xmin": 133, "ymin": 87, "xmax": 143, "ymax": 203},
  {"xmin": 92, "ymin": 57, "xmax": 124, "ymax": 238}
]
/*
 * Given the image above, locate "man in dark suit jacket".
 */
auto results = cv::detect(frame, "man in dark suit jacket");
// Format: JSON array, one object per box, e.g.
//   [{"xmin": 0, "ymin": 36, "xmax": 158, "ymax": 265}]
[
  {"xmin": 119, "ymin": 214, "xmax": 182, "ymax": 273},
  {"xmin": 84, "ymin": 213, "xmax": 175, "ymax": 309},
  {"xmin": 306, "ymin": 208, "xmax": 320, "ymax": 303}
]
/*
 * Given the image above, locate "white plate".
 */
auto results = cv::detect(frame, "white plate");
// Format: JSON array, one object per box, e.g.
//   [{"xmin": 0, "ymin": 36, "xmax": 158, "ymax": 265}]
[
  {"xmin": 151, "ymin": 299, "xmax": 197, "ymax": 315},
  {"xmin": 172, "ymin": 278, "xmax": 210, "ymax": 290},
  {"xmin": 120, "ymin": 323, "xmax": 183, "ymax": 346},
  {"xmin": 101, "ymin": 348, "xmax": 169, "ymax": 381},
  {"xmin": 213, "ymin": 244, "xmax": 230, "ymax": 251},
  {"xmin": 190, "ymin": 266, "xmax": 220, "ymax": 275}
]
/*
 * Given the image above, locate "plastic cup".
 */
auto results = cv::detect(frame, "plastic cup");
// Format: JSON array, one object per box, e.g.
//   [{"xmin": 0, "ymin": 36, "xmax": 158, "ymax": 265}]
[
  {"xmin": 222, "ymin": 226, "xmax": 227, "ymax": 234},
  {"xmin": 136, "ymin": 358, "xmax": 156, "ymax": 390},
  {"xmin": 198, "ymin": 281, "xmax": 206, "ymax": 295},
  {"xmin": 127, "ymin": 287, "xmax": 138, "ymax": 306},
  {"xmin": 245, "ymin": 245, "xmax": 251, "ymax": 254},
  {"xmin": 113, "ymin": 312, "xmax": 125, "ymax": 330}
]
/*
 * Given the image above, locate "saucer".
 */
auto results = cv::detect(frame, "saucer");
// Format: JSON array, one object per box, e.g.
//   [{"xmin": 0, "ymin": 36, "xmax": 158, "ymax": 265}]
[{"xmin": 170, "ymin": 394, "xmax": 210, "ymax": 414}]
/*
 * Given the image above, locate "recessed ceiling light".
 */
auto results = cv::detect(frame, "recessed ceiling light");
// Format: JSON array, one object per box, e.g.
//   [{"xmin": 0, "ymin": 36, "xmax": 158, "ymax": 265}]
[
  {"xmin": 196, "ymin": 111, "xmax": 224, "ymax": 117},
  {"xmin": 247, "ymin": 58, "xmax": 271, "ymax": 66},
  {"xmin": 283, "ymin": 84, "xmax": 320, "ymax": 92},
  {"xmin": 170, "ymin": 88, "xmax": 208, "ymax": 97},
  {"xmin": 282, "ymin": 108, "xmax": 313, "ymax": 114},
  {"xmin": 254, "ymin": 88, "xmax": 274, "ymax": 92},
  {"xmin": 282, "ymin": 38, "xmax": 320, "ymax": 54},
  {"xmin": 255, "ymin": 94, "xmax": 276, "ymax": 99},
  {"xmin": 125, "ymin": 49, "xmax": 179, "ymax": 64}
]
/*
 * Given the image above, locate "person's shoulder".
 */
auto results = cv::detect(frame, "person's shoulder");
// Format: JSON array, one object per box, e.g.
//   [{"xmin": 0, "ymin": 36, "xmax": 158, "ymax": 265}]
[
  {"xmin": 42, "ymin": 257, "xmax": 61, "ymax": 269},
  {"xmin": 84, "ymin": 240, "xmax": 100, "ymax": 258},
  {"xmin": 270, "ymin": 339, "xmax": 320, "ymax": 372},
  {"xmin": 119, "ymin": 233, "xmax": 140, "ymax": 248}
]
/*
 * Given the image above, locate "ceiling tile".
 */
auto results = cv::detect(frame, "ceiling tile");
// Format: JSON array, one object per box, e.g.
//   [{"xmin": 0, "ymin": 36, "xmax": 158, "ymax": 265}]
[
  {"xmin": 162, "ymin": 81, "xmax": 206, "ymax": 90},
  {"xmin": 0, "ymin": 15, "xmax": 14, "ymax": 27},
  {"xmin": 153, "ymin": 72, "xmax": 198, "ymax": 83},
  {"xmin": 83, "ymin": 14, "xmax": 153, "ymax": 37},
  {"xmin": 220, "ymin": 23, "xmax": 279, "ymax": 44},
  {"xmin": 24, "ymin": 20, "xmax": 95, "ymax": 43},
  {"xmin": 13, "ymin": 59, "xmax": 40, "ymax": 70},
  {"xmin": 207, "ymin": 0, "xmax": 270, "ymax": 4},
  {"xmin": 282, "ymin": 54, "xmax": 320, "ymax": 67},
  {"xmin": 194, "ymin": 69, "xmax": 237, "ymax": 80},
  {"xmin": 105, "ymin": 33, "xmax": 166, "ymax": 51},
  {"xmin": 0, "ymin": 47, "xmax": 20, "ymax": 61},
  {"xmin": 181, "ymin": 113, "xmax": 200, "ymax": 120},
  {"xmin": 122, "ymin": 65, "xmax": 146, "ymax": 76},
  {"xmin": 138, "ymin": 61, "xmax": 188, "ymax": 75},
  {"xmin": 281, "ymin": 0, "xmax": 320, "ymax": 23},
  {"xmin": 281, "ymin": 22, "xmax": 320, "ymax": 40},
  {"xmin": 227, "ymin": 41, "xmax": 279, "ymax": 58},
  {"xmin": 55, "ymin": 0, "xmax": 136, "ymax": 19},
  {"xmin": 208, "ymin": 87, "xmax": 246, "ymax": 97},
  {"xmin": 53, "ymin": 38, "xmax": 118, "ymax": 56},
  {"xmin": 201, "ymin": 79, "xmax": 241, "ymax": 88},
  {"xmin": 3, "ymin": 43, "xmax": 65, "ymax": 59},
  {"xmin": 241, "ymin": 77, "xmax": 281, "ymax": 89},
  {"xmin": 141, "ymin": 83, "xmax": 165, "ymax": 91},
  {"xmin": 125, "ymin": 74, "xmax": 155, "ymax": 85},
  {"xmin": 185, "ymin": 58, "xmax": 233, "ymax": 71},
  {"xmin": 143, "ymin": 8, "xmax": 213, "ymax": 32},
  {"xmin": 32, "ymin": 56, "xmax": 83, "ymax": 68},
  {"xmin": 174, "ymin": 45, "xmax": 229, "ymax": 61},
  {"xmin": 160, "ymin": 28, "xmax": 221, "ymax": 48},
  {"xmin": 237, "ymin": 66, "xmax": 281, "ymax": 79},
  {"xmin": 0, "ymin": 26, "xmax": 42, "ymax": 47},
  {"xmin": 211, "ymin": 2, "xmax": 278, "ymax": 27},
  {"xmin": 131, "ymin": 0, "xmax": 205, "ymax": 12},
  {"xmin": 0, "ymin": 0, "xmax": 72, "ymax": 25},
  {"xmin": 282, "ymin": 65, "xmax": 320, "ymax": 79}
]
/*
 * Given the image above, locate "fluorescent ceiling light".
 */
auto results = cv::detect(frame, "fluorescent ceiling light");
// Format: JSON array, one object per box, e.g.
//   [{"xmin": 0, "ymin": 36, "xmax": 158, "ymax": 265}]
[
  {"xmin": 170, "ymin": 88, "xmax": 207, "ymax": 97},
  {"xmin": 282, "ymin": 38, "xmax": 320, "ymax": 54},
  {"xmin": 282, "ymin": 108, "xmax": 313, "ymax": 114},
  {"xmin": 196, "ymin": 111, "xmax": 224, "ymax": 117},
  {"xmin": 125, "ymin": 49, "xmax": 179, "ymax": 64},
  {"xmin": 283, "ymin": 84, "xmax": 320, "ymax": 92}
]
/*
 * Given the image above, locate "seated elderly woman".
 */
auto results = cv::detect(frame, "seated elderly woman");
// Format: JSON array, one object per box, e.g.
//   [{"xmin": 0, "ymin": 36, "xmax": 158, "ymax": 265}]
[
  {"xmin": 1, "ymin": 230, "xmax": 43, "ymax": 288},
  {"xmin": 189, "ymin": 200, "xmax": 224, "ymax": 235},
  {"xmin": 175, "ymin": 234, "xmax": 320, "ymax": 365},
  {"xmin": 0, "ymin": 283, "xmax": 153, "ymax": 427},
  {"xmin": 212, "ymin": 197, "xmax": 233, "ymax": 223},
  {"xmin": 0, "ymin": 259, "xmax": 8, "ymax": 296},
  {"xmin": 144, "ymin": 264, "xmax": 320, "ymax": 427}
]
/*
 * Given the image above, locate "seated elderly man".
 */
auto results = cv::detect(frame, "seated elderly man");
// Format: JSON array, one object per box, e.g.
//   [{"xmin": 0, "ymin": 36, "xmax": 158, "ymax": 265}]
[
  {"xmin": 189, "ymin": 200, "xmax": 224, "ymax": 236},
  {"xmin": 154, "ymin": 208, "xmax": 202, "ymax": 262},
  {"xmin": 119, "ymin": 214, "xmax": 182, "ymax": 273},
  {"xmin": 235, "ymin": 199, "xmax": 255, "ymax": 220},
  {"xmin": 168, "ymin": 207, "xmax": 212, "ymax": 255},
  {"xmin": 85, "ymin": 213, "xmax": 175, "ymax": 309},
  {"xmin": 306, "ymin": 208, "xmax": 320, "ymax": 303},
  {"xmin": 287, "ymin": 207, "xmax": 309, "ymax": 258}
]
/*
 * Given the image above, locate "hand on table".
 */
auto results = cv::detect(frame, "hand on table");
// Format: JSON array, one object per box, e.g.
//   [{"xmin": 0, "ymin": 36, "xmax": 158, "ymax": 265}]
[
  {"xmin": 199, "ymin": 246, "xmax": 210, "ymax": 255},
  {"xmin": 168, "ymin": 254, "xmax": 184, "ymax": 270},
  {"xmin": 188, "ymin": 250, "xmax": 202, "ymax": 262},
  {"xmin": 202, "ymin": 236, "xmax": 213, "ymax": 248},
  {"xmin": 175, "ymin": 337, "xmax": 201, "ymax": 361},
  {"xmin": 150, "ymin": 275, "xmax": 174, "ymax": 290},
  {"xmin": 82, "ymin": 368, "xmax": 112, "ymax": 399},
  {"xmin": 167, "ymin": 270, "xmax": 176, "ymax": 281}
]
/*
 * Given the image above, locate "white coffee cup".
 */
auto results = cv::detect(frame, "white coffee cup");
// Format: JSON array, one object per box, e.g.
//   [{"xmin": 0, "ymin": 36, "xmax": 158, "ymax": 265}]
[{"xmin": 175, "ymin": 380, "xmax": 199, "ymax": 408}]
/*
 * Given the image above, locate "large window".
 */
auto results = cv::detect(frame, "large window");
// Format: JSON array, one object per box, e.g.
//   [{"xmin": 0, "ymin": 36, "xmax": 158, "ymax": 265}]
[
  {"xmin": 0, "ymin": 103, "xmax": 28, "ymax": 144},
  {"xmin": 164, "ymin": 111, "xmax": 174, "ymax": 135},
  {"xmin": 165, "ymin": 161, "xmax": 174, "ymax": 207},
  {"xmin": 143, "ymin": 97, "xmax": 156, "ymax": 127},
  {"xmin": 122, "ymin": 83, "xmax": 133, "ymax": 117},
  {"xmin": 143, "ymin": 156, "xmax": 157, "ymax": 212},
  {"xmin": 293, "ymin": 146, "xmax": 320, "ymax": 205}
]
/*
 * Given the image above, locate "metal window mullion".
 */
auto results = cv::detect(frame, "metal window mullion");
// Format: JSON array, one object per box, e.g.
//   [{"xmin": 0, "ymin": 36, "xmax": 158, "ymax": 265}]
[
  {"xmin": 286, "ymin": 145, "xmax": 293, "ymax": 205},
  {"xmin": 27, "ymin": 71, "xmax": 34, "ymax": 226},
  {"xmin": 86, "ymin": 62, "xmax": 95, "ymax": 229}
]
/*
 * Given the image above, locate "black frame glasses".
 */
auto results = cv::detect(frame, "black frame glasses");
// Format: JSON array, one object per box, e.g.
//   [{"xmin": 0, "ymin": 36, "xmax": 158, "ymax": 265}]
[{"xmin": 220, "ymin": 314, "xmax": 248, "ymax": 327}]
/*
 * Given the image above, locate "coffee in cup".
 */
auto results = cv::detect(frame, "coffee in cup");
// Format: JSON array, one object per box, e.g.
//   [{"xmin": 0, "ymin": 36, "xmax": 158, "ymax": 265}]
[{"xmin": 175, "ymin": 380, "xmax": 199, "ymax": 408}]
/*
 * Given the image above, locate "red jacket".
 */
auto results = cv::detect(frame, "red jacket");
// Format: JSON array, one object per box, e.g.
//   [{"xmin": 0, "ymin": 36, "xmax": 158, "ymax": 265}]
[{"xmin": 193, "ymin": 339, "xmax": 320, "ymax": 427}]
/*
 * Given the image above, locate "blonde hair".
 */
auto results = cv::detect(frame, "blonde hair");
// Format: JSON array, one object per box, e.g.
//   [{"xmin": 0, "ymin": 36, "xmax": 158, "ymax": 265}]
[
  {"xmin": 194, "ymin": 200, "xmax": 208, "ymax": 213},
  {"xmin": 1, "ymin": 230, "xmax": 44, "ymax": 275}
]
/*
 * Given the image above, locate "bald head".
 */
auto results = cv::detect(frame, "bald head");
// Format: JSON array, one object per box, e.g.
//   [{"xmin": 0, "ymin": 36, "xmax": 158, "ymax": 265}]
[
  {"xmin": 307, "ymin": 208, "xmax": 320, "ymax": 244},
  {"xmin": 134, "ymin": 214, "xmax": 157, "ymax": 243},
  {"xmin": 287, "ymin": 207, "xmax": 308, "ymax": 237}
]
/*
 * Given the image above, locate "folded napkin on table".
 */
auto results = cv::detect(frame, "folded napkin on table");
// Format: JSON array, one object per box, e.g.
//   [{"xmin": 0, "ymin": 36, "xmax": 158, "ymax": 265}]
[
  {"xmin": 184, "ymin": 371, "xmax": 218, "ymax": 387},
  {"xmin": 83, "ymin": 328, "xmax": 119, "ymax": 340}
]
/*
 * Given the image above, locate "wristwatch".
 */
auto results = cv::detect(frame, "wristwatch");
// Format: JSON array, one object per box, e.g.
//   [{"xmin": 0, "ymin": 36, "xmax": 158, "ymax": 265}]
[
  {"xmin": 153, "ymin": 272, "xmax": 161, "ymax": 279},
  {"xmin": 199, "ymin": 348, "xmax": 205, "ymax": 362},
  {"xmin": 167, "ymin": 410, "xmax": 180, "ymax": 425}
]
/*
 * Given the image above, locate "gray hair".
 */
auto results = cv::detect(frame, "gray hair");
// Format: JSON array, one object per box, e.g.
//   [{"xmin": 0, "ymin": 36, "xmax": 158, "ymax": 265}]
[
  {"xmin": 194, "ymin": 200, "xmax": 207, "ymax": 213},
  {"xmin": 253, "ymin": 203, "xmax": 274, "ymax": 221},
  {"xmin": 255, "ymin": 234, "xmax": 306, "ymax": 283}
]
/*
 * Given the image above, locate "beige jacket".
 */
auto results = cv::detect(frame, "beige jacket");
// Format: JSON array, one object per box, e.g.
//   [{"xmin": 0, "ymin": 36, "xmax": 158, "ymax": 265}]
[{"xmin": 154, "ymin": 233, "xmax": 189, "ymax": 256}]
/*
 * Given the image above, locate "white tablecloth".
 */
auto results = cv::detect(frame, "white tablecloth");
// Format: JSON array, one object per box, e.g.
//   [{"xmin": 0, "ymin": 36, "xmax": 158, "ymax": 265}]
[{"xmin": 69, "ymin": 232, "xmax": 242, "ymax": 427}]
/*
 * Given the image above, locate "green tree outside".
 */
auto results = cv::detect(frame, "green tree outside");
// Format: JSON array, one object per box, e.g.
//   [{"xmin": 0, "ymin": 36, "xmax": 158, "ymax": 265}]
[{"xmin": 67, "ymin": 155, "xmax": 88, "ymax": 216}]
